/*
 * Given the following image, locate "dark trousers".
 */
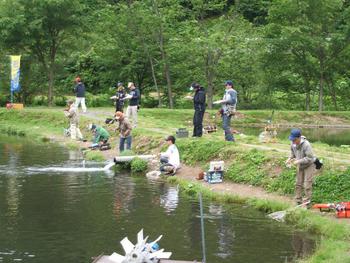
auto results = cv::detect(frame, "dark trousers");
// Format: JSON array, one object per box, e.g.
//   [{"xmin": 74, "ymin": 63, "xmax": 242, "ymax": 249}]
[
  {"xmin": 116, "ymin": 102, "xmax": 124, "ymax": 113},
  {"xmin": 119, "ymin": 136, "xmax": 132, "ymax": 152},
  {"xmin": 160, "ymin": 157, "xmax": 175, "ymax": 174},
  {"xmin": 193, "ymin": 110, "xmax": 204, "ymax": 137},
  {"xmin": 222, "ymin": 114, "xmax": 234, "ymax": 141}
]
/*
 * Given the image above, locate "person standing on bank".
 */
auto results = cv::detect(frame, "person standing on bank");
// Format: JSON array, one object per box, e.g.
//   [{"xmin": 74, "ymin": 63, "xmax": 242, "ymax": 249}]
[
  {"xmin": 74, "ymin": 76, "xmax": 87, "ymax": 113},
  {"xmin": 113, "ymin": 82, "xmax": 126, "ymax": 113},
  {"xmin": 192, "ymin": 83, "xmax": 206, "ymax": 137},
  {"xmin": 64, "ymin": 99, "xmax": 84, "ymax": 141},
  {"xmin": 216, "ymin": 80, "xmax": 237, "ymax": 141},
  {"xmin": 126, "ymin": 82, "xmax": 140, "ymax": 128},
  {"xmin": 285, "ymin": 129, "xmax": 316, "ymax": 206},
  {"xmin": 115, "ymin": 111, "xmax": 132, "ymax": 153}
]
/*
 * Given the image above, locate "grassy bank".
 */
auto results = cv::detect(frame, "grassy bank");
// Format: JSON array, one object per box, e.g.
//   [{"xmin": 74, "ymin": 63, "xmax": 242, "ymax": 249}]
[{"xmin": 2, "ymin": 107, "xmax": 350, "ymax": 262}]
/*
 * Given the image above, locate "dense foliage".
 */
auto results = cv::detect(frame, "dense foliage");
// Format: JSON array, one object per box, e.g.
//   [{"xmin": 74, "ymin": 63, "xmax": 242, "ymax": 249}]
[{"xmin": 0, "ymin": 0, "xmax": 349, "ymax": 110}]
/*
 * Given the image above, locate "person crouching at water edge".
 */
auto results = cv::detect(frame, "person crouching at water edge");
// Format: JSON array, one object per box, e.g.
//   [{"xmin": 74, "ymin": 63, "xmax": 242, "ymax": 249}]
[
  {"xmin": 64, "ymin": 100, "xmax": 84, "ymax": 141},
  {"xmin": 89, "ymin": 124, "xmax": 110, "ymax": 147},
  {"xmin": 115, "ymin": 111, "xmax": 132, "ymax": 153},
  {"xmin": 285, "ymin": 129, "xmax": 316, "ymax": 207},
  {"xmin": 160, "ymin": 135, "xmax": 180, "ymax": 175}
]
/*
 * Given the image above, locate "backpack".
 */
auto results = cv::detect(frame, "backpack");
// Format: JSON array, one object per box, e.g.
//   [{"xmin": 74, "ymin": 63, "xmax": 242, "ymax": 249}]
[{"xmin": 314, "ymin": 158, "xmax": 323, "ymax": 170}]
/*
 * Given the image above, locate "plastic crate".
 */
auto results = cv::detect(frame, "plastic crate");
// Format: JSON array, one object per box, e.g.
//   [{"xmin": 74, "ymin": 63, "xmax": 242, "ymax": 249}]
[{"xmin": 176, "ymin": 128, "xmax": 189, "ymax": 138}]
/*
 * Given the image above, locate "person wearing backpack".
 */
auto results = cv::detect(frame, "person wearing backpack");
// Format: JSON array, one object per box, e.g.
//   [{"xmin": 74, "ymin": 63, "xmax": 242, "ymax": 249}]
[
  {"xmin": 285, "ymin": 129, "xmax": 316, "ymax": 207},
  {"xmin": 192, "ymin": 83, "xmax": 206, "ymax": 137},
  {"xmin": 217, "ymin": 80, "xmax": 237, "ymax": 141}
]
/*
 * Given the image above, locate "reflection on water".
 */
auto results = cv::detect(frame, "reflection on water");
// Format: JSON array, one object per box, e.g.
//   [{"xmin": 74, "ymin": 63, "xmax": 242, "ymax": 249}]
[
  {"xmin": 160, "ymin": 185, "xmax": 179, "ymax": 214},
  {"xmin": 0, "ymin": 135, "xmax": 316, "ymax": 263}
]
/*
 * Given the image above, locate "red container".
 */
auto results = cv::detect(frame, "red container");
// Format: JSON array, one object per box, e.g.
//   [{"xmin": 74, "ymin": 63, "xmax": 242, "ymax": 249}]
[{"xmin": 336, "ymin": 202, "xmax": 350, "ymax": 218}]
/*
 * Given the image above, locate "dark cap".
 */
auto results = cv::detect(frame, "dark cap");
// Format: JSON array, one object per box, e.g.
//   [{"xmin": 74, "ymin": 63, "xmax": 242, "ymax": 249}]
[
  {"xmin": 288, "ymin": 128, "xmax": 301, "ymax": 141},
  {"xmin": 191, "ymin": 82, "xmax": 200, "ymax": 89},
  {"xmin": 90, "ymin": 124, "xmax": 97, "ymax": 131},
  {"xmin": 117, "ymin": 82, "xmax": 123, "ymax": 87},
  {"xmin": 225, "ymin": 80, "xmax": 233, "ymax": 86},
  {"xmin": 165, "ymin": 135, "xmax": 176, "ymax": 144}
]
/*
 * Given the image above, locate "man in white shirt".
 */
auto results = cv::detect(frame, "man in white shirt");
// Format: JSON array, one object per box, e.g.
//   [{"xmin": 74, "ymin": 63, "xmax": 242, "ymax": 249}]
[{"xmin": 160, "ymin": 135, "xmax": 180, "ymax": 175}]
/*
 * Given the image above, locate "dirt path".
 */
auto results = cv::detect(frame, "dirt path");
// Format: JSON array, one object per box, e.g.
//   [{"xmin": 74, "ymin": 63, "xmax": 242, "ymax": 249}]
[{"xmin": 176, "ymin": 166, "xmax": 294, "ymax": 204}]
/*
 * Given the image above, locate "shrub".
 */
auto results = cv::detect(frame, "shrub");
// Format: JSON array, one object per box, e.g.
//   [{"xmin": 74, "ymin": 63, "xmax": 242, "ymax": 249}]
[
  {"xmin": 0, "ymin": 94, "xmax": 9, "ymax": 106},
  {"xmin": 54, "ymin": 96, "xmax": 68, "ymax": 106},
  {"xmin": 85, "ymin": 92, "xmax": 112, "ymax": 107},
  {"xmin": 130, "ymin": 157, "xmax": 148, "ymax": 173},
  {"xmin": 141, "ymin": 95, "xmax": 159, "ymax": 108},
  {"xmin": 85, "ymin": 151, "xmax": 105, "ymax": 162},
  {"xmin": 32, "ymin": 95, "xmax": 48, "ymax": 106}
]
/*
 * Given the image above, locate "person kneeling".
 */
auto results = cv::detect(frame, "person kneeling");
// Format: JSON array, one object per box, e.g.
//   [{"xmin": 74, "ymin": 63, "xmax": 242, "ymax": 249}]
[
  {"xmin": 89, "ymin": 124, "xmax": 110, "ymax": 148},
  {"xmin": 160, "ymin": 136, "xmax": 180, "ymax": 175},
  {"xmin": 115, "ymin": 111, "xmax": 132, "ymax": 153}
]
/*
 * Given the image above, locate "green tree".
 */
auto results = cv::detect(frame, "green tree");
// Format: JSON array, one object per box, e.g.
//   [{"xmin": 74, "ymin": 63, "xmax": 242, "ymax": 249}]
[
  {"xmin": 266, "ymin": 0, "xmax": 350, "ymax": 111},
  {"xmin": 0, "ymin": 0, "xmax": 83, "ymax": 106}
]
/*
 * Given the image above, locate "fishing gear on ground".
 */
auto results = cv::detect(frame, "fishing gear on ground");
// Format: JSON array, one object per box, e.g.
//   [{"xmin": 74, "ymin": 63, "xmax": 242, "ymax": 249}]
[{"xmin": 312, "ymin": 202, "xmax": 350, "ymax": 218}]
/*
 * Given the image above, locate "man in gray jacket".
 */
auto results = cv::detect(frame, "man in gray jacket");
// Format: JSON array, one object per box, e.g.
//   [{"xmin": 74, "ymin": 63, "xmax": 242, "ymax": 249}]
[
  {"xmin": 216, "ymin": 80, "xmax": 237, "ymax": 141},
  {"xmin": 285, "ymin": 129, "xmax": 316, "ymax": 206}
]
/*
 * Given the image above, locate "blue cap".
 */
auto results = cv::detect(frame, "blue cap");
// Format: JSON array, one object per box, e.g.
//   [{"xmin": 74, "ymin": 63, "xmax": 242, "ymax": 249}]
[
  {"xmin": 225, "ymin": 80, "xmax": 233, "ymax": 86},
  {"xmin": 91, "ymin": 124, "xmax": 97, "ymax": 130},
  {"xmin": 117, "ymin": 82, "xmax": 123, "ymax": 86},
  {"xmin": 288, "ymin": 128, "xmax": 301, "ymax": 141}
]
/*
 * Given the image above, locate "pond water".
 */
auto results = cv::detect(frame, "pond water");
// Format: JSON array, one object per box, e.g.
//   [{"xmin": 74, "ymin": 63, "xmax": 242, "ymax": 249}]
[
  {"xmin": 0, "ymin": 135, "xmax": 316, "ymax": 263},
  {"xmin": 238, "ymin": 126, "xmax": 350, "ymax": 146}
]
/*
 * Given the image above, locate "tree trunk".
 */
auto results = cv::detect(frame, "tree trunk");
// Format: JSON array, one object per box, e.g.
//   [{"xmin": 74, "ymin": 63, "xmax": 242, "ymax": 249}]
[
  {"xmin": 318, "ymin": 73, "xmax": 324, "ymax": 112},
  {"xmin": 149, "ymin": 57, "xmax": 161, "ymax": 107},
  {"xmin": 318, "ymin": 48, "xmax": 325, "ymax": 112},
  {"xmin": 326, "ymin": 77, "xmax": 338, "ymax": 111},
  {"xmin": 204, "ymin": 45, "xmax": 215, "ymax": 109},
  {"xmin": 152, "ymin": 0, "xmax": 173, "ymax": 108},
  {"xmin": 302, "ymin": 75, "xmax": 311, "ymax": 111},
  {"xmin": 163, "ymin": 59, "xmax": 173, "ymax": 109},
  {"xmin": 305, "ymin": 91, "xmax": 310, "ymax": 111},
  {"xmin": 48, "ymin": 65, "xmax": 54, "ymax": 107},
  {"xmin": 206, "ymin": 68, "xmax": 214, "ymax": 110}
]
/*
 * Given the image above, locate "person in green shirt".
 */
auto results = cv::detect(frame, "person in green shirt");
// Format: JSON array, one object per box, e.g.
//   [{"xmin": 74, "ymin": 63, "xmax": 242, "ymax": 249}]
[{"xmin": 89, "ymin": 124, "xmax": 110, "ymax": 147}]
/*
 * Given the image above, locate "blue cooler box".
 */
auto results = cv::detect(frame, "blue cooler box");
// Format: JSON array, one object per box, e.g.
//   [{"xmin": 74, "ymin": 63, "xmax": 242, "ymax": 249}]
[{"xmin": 206, "ymin": 171, "xmax": 223, "ymax": 184}]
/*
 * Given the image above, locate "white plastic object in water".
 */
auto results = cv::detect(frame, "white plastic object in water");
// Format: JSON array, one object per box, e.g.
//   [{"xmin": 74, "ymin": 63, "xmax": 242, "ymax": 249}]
[{"xmin": 98, "ymin": 229, "xmax": 171, "ymax": 263}]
